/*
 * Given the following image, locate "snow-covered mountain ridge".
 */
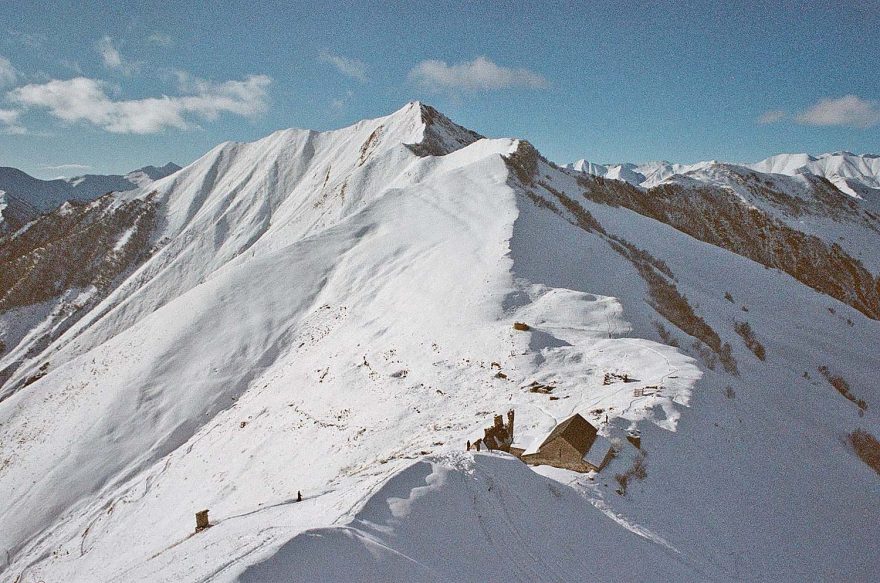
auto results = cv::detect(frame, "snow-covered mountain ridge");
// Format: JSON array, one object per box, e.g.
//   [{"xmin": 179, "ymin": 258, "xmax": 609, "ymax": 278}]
[
  {"xmin": 1, "ymin": 103, "xmax": 878, "ymax": 581},
  {"xmin": 568, "ymin": 151, "xmax": 880, "ymax": 198},
  {"xmin": 749, "ymin": 151, "xmax": 880, "ymax": 197},
  {"xmin": 0, "ymin": 162, "xmax": 180, "ymax": 232}
]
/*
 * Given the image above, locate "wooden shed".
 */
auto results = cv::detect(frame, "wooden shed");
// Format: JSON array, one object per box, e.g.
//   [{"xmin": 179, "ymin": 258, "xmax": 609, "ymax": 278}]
[{"xmin": 520, "ymin": 413, "xmax": 612, "ymax": 472}]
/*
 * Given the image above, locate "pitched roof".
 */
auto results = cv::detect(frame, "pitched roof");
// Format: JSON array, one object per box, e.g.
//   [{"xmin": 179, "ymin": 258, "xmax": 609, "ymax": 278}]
[{"xmin": 539, "ymin": 413, "xmax": 598, "ymax": 455}]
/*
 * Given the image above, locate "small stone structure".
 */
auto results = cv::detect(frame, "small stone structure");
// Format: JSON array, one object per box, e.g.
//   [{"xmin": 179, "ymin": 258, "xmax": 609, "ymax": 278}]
[
  {"xmin": 195, "ymin": 509, "xmax": 211, "ymax": 532},
  {"xmin": 520, "ymin": 413, "xmax": 614, "ymax": 472},
  {"xmin": 469, "ymin": 410, "xmax": 515, "ymax": 453}
]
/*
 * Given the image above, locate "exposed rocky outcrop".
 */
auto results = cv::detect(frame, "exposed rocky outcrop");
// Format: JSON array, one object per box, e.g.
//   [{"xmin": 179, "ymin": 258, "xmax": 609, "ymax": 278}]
[{"xmin": 406, "ymin": 103, "xmax": 484, "ymax": 157}]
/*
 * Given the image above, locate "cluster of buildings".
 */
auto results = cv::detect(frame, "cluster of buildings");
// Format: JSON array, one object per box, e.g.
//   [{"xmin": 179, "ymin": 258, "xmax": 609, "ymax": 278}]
[{"xmin": 469, "ymin": 410, "xmax": 619, "ymax": 473}]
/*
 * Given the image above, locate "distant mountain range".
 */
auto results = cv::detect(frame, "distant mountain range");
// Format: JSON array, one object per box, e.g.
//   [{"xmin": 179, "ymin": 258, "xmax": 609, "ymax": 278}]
[
  {"xmin": 0, "ymin": 162, "xmax": 181, "ymax": 231},
  {"xmin": 567, "ymin": 151, "xmax": 880, "ymax": 198}
]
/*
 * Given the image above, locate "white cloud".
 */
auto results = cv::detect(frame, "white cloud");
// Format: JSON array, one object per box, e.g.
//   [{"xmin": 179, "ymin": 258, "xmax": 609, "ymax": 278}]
[
  {"xmin": 7, "ymin": 74, "xmax": 272, "ymax": 134},
  {"xmin": 60, "ymin": 59, "xmax": 84, "ymax": 74},
  {"xmin": 0, "ymin": 108, "xmax": 24, "ymax": 134},
  {"xmin": 0, "ymin": 109, "xmax": 19, "ymax": 123},
  {"xmin": 409, "ymin": 56, "xmax": 548, "ymax": 92},
  {"xmin": 796, "ymin": 95, "xmax": 880, "ymax": 128},
  {"xmin": 38, "ymin": 163, "xmax": 92, "ymax": 172},
  {"xmin": 96, "ymin": 36, "xmax": 122, "ymax": 68},
  {"xmin": 173, "ymin": 72, "xmax": 272, "ymax": 119},
  {"xmin": 0, "ymin": 56, "xmax": 17, "ymax": 86},
  {"xmin": 95, "ymin": 36, "xmax": 139, "ymax": 74},
  {"xmin": 757, "ymin": 109, "xmax": 786, "ymax": 124},
  {"xmin": 146, "ymin": 32, "xmax": 173, "ymax": 47},
  {"xmin": 330, "ymin": 90, "xmax": 354, "ymax": 112},
  {"xmin": 319, "ymin": 51, "xmax": 367, "ymax": 82}
]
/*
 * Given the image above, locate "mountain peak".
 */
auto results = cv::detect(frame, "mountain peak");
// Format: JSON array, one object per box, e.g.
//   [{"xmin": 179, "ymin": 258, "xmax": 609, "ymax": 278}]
[
  {"xmin": 387, "ymin": 100, "xmax": 437, "ymax": 123},
  {"xmin": 401, "ymin": 101, "xmax": 484, "ymax": 157},
  {"xmin": 125, "ymin": 162, "xmax": 182, "ymax": 186},
  {"xmin": 321, "ymin": 101, "xmax": 483, "ymax": 158}
]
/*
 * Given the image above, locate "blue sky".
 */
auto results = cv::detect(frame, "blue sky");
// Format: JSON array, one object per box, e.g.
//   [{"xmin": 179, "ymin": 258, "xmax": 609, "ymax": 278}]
[{"xmin": 0, "ymin": 0, "xmax": 878, "ymax": 179}]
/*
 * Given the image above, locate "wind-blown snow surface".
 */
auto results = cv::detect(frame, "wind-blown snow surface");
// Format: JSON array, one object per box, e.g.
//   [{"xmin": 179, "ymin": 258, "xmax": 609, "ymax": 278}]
[{"xmin": 1, "ymin": 103, "xmax": 878, "ymax": 582}]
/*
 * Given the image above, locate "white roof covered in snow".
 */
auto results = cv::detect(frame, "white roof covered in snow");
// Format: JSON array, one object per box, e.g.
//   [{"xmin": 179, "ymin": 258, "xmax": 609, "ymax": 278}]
[{"xmin": 583, "ymin": 435, "xmax": 613, "ymax": 468}]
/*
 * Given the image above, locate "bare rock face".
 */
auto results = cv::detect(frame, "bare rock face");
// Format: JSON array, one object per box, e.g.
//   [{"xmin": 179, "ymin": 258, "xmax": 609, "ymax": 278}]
[{"xmin": 406, "ymin": 103, "xmax": 483, "ymax": 157}]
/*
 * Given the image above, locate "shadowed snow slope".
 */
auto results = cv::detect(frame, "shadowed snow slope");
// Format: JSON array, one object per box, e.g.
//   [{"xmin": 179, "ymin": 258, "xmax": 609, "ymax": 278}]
[
  {"xmin": 0, "ymin": 191, "xmax": 36, "ymax": 233},
  {"xmin": 1, "ymin": 103, "xmax": 878, "ymax": 582}
]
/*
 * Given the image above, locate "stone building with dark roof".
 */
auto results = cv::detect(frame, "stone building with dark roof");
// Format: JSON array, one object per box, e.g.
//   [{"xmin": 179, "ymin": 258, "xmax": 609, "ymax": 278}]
[{"xmin": 519, "ymin": 413, "xmax": 614, "ymax": 472}]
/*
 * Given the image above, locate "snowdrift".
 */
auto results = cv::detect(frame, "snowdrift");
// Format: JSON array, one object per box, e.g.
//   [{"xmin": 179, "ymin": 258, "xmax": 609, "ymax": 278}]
[{"xmin": 237, "ymin": 454, "xmax": 701, "ymax": 582}]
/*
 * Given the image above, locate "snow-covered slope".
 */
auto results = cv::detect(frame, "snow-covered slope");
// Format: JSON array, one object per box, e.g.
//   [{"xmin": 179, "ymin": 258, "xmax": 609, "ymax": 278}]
[
  {"xmin": 1, "ymin": 103, "xmax": 878, "ymax": 582},
  {"xmin": 237, "ymin": 454, "xmax": 702, "ymax": 581}
]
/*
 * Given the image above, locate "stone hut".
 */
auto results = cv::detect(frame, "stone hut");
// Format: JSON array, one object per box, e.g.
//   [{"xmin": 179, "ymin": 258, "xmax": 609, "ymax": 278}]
[{"xmin": 520, "ymin": 413, "xmax": 613, "ymax": 472}]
